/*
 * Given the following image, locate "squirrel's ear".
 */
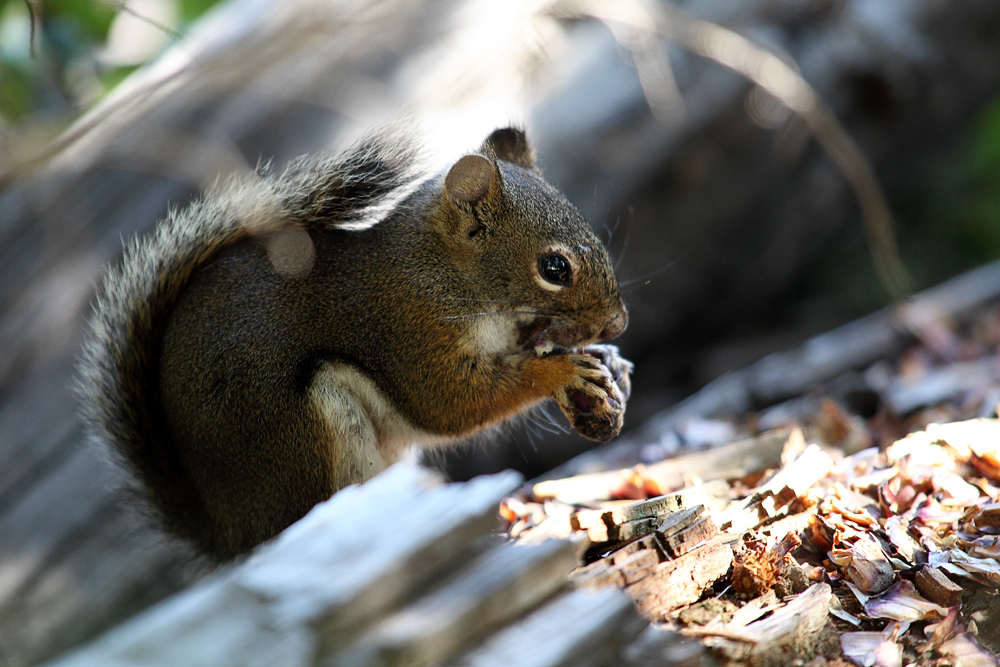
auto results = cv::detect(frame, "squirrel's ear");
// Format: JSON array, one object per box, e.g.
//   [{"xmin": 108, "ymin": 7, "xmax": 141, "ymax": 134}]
[
  {"xmin": 444, "ymin": 154, "xmax": 495, "ymax": 204},
  {"xmin": 481, "ymin": 127, "xmax": 535, "ymax": 170}
]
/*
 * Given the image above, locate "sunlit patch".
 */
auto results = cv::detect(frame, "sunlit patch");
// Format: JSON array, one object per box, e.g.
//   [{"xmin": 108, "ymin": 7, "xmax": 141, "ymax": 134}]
[{"xmin": 266, "ymin": 226, "xmax": 315, "ymax": 278}]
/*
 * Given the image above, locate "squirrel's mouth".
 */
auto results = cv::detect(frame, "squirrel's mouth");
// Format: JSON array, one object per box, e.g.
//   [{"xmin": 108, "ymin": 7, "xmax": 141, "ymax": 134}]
[
  {"xmin": 517, "ymin": 318, "xmax": 551, "ymax": 351},
  {"xmin": 517, "ymin": 317, "xmax": 595, "ymax": 353}
]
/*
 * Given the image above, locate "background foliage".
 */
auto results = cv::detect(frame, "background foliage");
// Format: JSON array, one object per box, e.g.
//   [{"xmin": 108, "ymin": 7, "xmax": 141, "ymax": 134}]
[{"xmin": 0, "ymin": 0, "xmax": 221, "ymax": 127}]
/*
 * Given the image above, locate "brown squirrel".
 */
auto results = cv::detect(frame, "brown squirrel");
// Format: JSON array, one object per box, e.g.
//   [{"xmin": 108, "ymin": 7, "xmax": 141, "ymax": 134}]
[{"xmin": 78, "ymin": 127, "xmax": 631, "ymax": 561}]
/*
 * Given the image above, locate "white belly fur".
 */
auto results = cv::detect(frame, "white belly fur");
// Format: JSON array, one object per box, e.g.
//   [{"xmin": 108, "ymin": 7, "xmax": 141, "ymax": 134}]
[{"xmin": 308, "ymin": 362, "xmax": 450, "ymax": 481}]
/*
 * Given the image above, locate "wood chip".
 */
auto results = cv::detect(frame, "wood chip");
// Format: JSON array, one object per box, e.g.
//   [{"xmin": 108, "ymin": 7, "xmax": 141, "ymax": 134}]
[
  {"xmin": 571, "ymin": 560, "xmax": 624, "ymax": 590},
  {"xmin": 574, "ymin": 491, "xmax": 713, "ymax": 544},
  {"xmin": 614, "ymin": 515, "xmax": 664, "ymax": 542},
  {"xmin": 717, "ymin": 444, "xmax": 832, "ymax": 534},
  {"xmin": 618, "ymin": 549, "xmax": 661, "ymax": 586},
  {"xmin": 608, "ymin": 533, "xmax": 668, "ymax": 564},
  {"xmin": 657, "ymin": 505, "xmax": 705, "ymax": 537},
  {"xmin": 571, "ymin": 548, "xmax": 660, "ymax": 590},
  {"xmin": 606, "ymin": 490, "xmax": 706, "ymax": 525},
  {"xmin": 697, "ymin": 583, "xmax": 835, "ymax": 665},
  {"xmin": 914, "ymin": 567, "xmax": 964, "ymax": 608},
  {"xmin": 512, "ymin": 393, "xmax": 1000, "ymax": 665},
  {"xmin": 532, "ymin": 471, "xmax": 631, "ymax": 505},
  {"xmin": 625, "ymin": 539, "xmax": 734, "ymax": 620},
  {"xmin": 661, "ymin": 516, "xmax": 717, "ymax": 558},
  {"xmin": 973, "ymin": 501, "xmax": 1000, "ymax": 530}
]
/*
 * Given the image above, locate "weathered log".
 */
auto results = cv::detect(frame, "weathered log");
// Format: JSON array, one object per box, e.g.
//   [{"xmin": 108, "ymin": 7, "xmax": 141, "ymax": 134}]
[
  {"xmin": 448, "ymin": 586, "xmax": 644, "ymax": 667},
  {"xmin": 328, "ymin": 539, "xmax": 577, "ymax": 667},
  {"xmin": 42, "ymin": 464, "xmax": 525, "ymax": 667}
]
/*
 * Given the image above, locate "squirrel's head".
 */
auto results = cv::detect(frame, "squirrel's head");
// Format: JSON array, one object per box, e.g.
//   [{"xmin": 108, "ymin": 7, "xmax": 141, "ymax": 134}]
[{"xmin": 433, "ymin": 127, "xmax": 627, "ymax": 351}]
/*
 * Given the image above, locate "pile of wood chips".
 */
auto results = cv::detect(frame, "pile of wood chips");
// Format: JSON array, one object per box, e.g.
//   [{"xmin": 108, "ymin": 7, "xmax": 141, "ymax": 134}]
[{"xmin": 502, "ymin": 307, "xmax": 1000, "ymax": 667}]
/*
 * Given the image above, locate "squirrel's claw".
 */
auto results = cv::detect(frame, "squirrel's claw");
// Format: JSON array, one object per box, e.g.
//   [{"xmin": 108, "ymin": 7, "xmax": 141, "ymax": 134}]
[
  {"xmin": 554, "ymin": 346, "xmax": 631, "ymax": 442},
  {"xmin": 581, "ymin": 343, "xmax": 633, "ymax": 402}
]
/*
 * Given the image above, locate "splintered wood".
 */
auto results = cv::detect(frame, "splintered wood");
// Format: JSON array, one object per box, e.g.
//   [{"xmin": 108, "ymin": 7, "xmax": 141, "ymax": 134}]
[
  {"xmin": 43, "ymin": 464, "xmax": 649, "ymax": 667},
  {"xmin": 503, "ymin": 420, "xmax": 1000, "ymax": 666}
]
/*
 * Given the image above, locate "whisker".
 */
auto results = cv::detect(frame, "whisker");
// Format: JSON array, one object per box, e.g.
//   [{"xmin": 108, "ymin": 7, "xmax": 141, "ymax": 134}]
[
  {"xmin": 546, "ymin": 411, "xmax": 570, "ymax": 436},
  {"xmin": 522, "ymin": 421, "xmax": 541, "ymax": 453},
  {"xmin": 437, "ymin": 312, "xmax": 496, "ymax": 321},
  {"xmin": 620, "ymin": 246, "xmax": 693, "ymax": 291},
  {"xmin": 604, "ymin": 212, "xmax": 622, "ymax": 249},
  {"xmin": 613, "ymin": 207, "xmax": 633, "ymax": 272},
  {"xmin": 533, "ymin": 404, "xmax": 569, "ymax": 435},
  {"xmin": 440, "ymin": 296, "xmax": 522, "ymax": 305},
  {"xmin": 437, "ymin": 309, "xmax": 554, "ymax": 322},
  {"xmin": 515, "ymin": 438, "xmax": 534, "ymax": 463}
]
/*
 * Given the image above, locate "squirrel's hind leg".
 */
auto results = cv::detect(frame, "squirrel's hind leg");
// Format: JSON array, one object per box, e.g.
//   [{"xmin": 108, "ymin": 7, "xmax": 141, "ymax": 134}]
[
  {"xmin": 309, "ymin": 363, "xmax": 388, "ymax": 490},
  {"xmin": 309, "ymin": 361, "xmax": 440, "ymax": 490}
]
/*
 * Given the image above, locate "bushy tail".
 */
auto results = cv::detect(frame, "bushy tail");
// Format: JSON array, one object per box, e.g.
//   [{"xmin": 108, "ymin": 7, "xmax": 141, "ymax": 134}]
[{"xmin": 76, "ymin": 131, "xmax": 423, "ymax": 555}]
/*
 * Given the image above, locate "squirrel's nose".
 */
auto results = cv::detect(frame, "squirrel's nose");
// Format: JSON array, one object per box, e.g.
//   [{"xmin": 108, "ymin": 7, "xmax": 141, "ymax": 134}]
[{"xmin": 598, "ymin": 309, "xmax": 628, "ymax": 340}]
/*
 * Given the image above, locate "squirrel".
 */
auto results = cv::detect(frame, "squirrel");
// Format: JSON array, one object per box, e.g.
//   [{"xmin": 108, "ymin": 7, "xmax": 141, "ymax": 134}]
[{"xmin": 77, "ymin": 127, "xmax": 632, "ymax": 561}]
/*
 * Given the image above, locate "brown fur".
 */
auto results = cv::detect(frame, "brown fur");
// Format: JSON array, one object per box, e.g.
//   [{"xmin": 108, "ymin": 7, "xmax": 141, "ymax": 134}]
[{"xmin": 78, "ymin": 127, "xmax": 627, "ymax": 560}]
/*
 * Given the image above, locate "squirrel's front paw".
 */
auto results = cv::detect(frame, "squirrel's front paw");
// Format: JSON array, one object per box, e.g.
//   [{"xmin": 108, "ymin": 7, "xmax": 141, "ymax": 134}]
[
  {"xmin": 554, "ymin": 347, "xmax": 631, "ymax": 443},
  {"xmin": 580, "ymin": 344, "xmax": 633, "ymax": 403}
]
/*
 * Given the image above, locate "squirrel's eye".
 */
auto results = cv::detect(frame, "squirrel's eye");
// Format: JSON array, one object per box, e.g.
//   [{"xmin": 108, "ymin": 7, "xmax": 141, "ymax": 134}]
[{"xmin": 538, "ymin": 253, "xmax": 572, "ymax": 286}]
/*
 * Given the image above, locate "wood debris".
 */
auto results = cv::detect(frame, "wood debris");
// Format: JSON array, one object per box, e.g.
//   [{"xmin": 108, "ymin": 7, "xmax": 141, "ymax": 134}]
[
  {"xmin": 693, "ymin": 583, "xmax": 839, "ymax": 666},
  {"xmin": 915, "ymin": 567, "xmax": 964, "ymax": 608},
  {"xmin": 504, "ymin": 415, "xmax": 1000, "ymax": 664},
  {"xmin": 499, "ymin": 301, "xmax": 1000, "ymax": 666}
]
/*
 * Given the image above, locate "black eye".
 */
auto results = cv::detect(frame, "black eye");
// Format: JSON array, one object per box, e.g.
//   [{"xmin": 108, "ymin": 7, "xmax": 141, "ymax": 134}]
[{"xmin": 538, "ymin": 253, "xmax": 572, "ymax": 286}]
